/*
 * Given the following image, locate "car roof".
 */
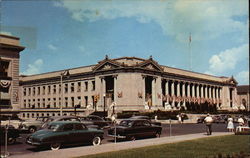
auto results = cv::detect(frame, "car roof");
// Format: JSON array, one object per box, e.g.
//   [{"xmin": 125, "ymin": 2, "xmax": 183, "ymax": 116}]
[{"xmin": 49, "ymin": 121, "xmax": 81, "ymax": 126}]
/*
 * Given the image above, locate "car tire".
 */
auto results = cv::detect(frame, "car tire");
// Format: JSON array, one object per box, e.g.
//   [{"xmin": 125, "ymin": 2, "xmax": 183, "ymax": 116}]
[
  {"xmin": 29, "ymin": 127, "xmax": 36, "ymax": 133},
  {"xmin": 50, "ymin": 143, "xmax": 61, "ymax": 150},
  {"xmin": 92, "ymin": 136, "xmax": 101, "ymax": 146},
  {"xmin": 155, "ymin": 132, "xmax": 161, "ymax": 138},
  {"xmin": 7, "ymin": 137, "xmax": 16, "ymax": 145},
  {"xmin": 129, "ymin": 136, "xmax": 136, "ymax": 141}
]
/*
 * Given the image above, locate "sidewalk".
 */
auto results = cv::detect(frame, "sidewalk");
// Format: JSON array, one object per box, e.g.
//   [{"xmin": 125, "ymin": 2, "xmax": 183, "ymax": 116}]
[{"xmin": 10, "ymin": 132, "xmax": 232, "ymax": 158}]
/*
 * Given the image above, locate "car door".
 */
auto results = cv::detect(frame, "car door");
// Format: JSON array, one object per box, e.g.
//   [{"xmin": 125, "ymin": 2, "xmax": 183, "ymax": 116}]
[
  {"xmin": 62, "ymin": 123, "xmax": 75, "ymax": 144},
  {"xmin": 71, "ymin": 123, "xmax": 92, "ymax": 144}
]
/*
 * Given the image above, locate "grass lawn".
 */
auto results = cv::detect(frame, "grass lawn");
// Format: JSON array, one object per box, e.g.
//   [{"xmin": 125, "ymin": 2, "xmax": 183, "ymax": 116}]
[{"xmin": 76, "ymin": 135, "xmax": 250, "ymax": 158}]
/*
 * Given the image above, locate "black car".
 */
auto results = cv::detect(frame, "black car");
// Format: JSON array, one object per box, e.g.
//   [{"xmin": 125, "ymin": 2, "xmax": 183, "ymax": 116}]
[
  {"xmin": 129, "ymin": 116, "xmax": 161, "ymax": 126},
  {"xmin": 79, "ymin": 115, "xmax": 111, "ymax": 129},
  {"xmin": 26, "ymin": 121, "xmax": 104, "ymax": 150},
  {"xmin": 0, "ymin": 125, "xmax": 20, "ymax": 145},
  {"xmin": 108, "ymin": 119, "xmax": 162, "ymax": 141}
]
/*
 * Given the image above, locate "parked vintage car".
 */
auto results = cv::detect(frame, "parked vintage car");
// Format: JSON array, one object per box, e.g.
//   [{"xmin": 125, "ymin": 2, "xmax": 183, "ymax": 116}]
[
  {"xmin": 212, "ymin": 115, "xmax": 227, "ymax": 124},
  {"xmin": 0, "ymin": 125, "xmax": 20, "ymax": 145},
  {"xmin": 19, "ymin": 117, "xmax": 49, "ymax": 133},
  {"xmin": 108, "ymin": 119, "xmax": 162, "ymax": 141},
  {"xmin": 26, "ymin": 121, "xmax": 104, "ymax": 150},
  {"xmin": 197, "ymin": 116, "xmax": 206, "ymax": 124},
  {"xmin": 1, "ymin": 115, "xmax": 23, "ymax": 129},
  {"xmin": 79, "ymin": 115, "xmax": 111, "ymax": 129},
  {"xmin": 41, "ymin": 116, "xmax": 81, "ymax": 129},
  {"xmin": 129, "ymin": 116, "xmax": 161, "ymax": 126}
]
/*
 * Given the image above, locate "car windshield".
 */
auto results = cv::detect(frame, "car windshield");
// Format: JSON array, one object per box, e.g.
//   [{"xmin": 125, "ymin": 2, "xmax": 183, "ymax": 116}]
[
  {"xmin": 47, "ymin": 124, "xmax": 60, "ymax": 131},
  {"xmin": 119, "ymin": 120, "xmax": 133, "ymax": 127}
]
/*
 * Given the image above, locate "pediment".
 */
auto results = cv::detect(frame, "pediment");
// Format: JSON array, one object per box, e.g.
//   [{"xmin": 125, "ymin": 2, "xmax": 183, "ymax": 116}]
[
  {"xmin": 138, "ymin": 60, "xmax": 163, "ymax": 72},
  {"xmin": 92, "ymin": 60, "xmax": 122, "ymax": 72}
]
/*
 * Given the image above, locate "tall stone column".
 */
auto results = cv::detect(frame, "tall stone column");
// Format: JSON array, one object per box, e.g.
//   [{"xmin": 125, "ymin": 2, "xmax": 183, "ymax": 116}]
[
  {"xmin": 216, "ymin": 87, "xmax": 219, "ymax": 108},
  {"xmin": 208, "ymin": 86, "xmax": 212, "ymax": 99},
  {"xmin": 177, "ymin": 81, "xmax": 180, "ymax": 108},
  {"xmin": 192, "ymin": 83, "xmax": 195, "ymax": 97},
  {"xmin": 201, "ymin": 85, "xmax": 204, "ymax": 98},
  {"xmin": 152, "ymin": 77, "xmax": 156, "ymax": 107},
  {"xmin": 113, "ymin": 75, "xmax": 117, "ymax": 105},
  {"xmin": 182, "ymin": 82, "xmax": 186, "ymax": 109},
  {"xmin": 165, "ymin": 80, "xmax": 169, "ymax": 104},
  {"xmin": 197, "ymin": 84, "xmax": 200, "ymax": 98},
  {"xmin": 171, "ymin": 80, "xmax": 175, "ymax": 107},
  {"xmin": 205, "ymin": 85, "xmax": 208, "ymax": 99},
  {"xmin": 187, "ymin": 83, "xmax": 190, "ymax": 97}
]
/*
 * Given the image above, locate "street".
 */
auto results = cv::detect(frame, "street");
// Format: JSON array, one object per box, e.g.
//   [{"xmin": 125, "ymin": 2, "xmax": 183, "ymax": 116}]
[{"xmin": 0, "ymin": 123, "xmax": 228, "ymax": 156}]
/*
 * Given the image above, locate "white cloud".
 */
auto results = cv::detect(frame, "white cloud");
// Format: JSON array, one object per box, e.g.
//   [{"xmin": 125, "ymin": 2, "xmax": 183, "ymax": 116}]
[
  {"xmin": 0, "ymin": 31, "xmax": 12, "ymax": 36},
  {"xmin": 22, "ymin": 59, "xmax": 43, "ymax": 75},
  {"xmin": 54, "ymin": 0, "xmax": 248, "ymax": 42},
  {"xmin": 205, "ymin": 43, "xmax": 249, "ymax": 75},
  {"xmin": 48, "ymin": 44, "xmax": 58, "ymax": 51},
  {"xmin": 236, "ymin": 70, "xmax": 249, "ymax": 85}
]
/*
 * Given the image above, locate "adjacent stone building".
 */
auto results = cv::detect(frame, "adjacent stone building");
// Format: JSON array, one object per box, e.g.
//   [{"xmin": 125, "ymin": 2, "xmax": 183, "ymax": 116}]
[
  {"xmin": 237, "ymin": 85, "xmax": 250, "ymax": 111},
  {"xmin": 0, "ymin": 34, "xmax": 25, "ymax": 114},
  {"xmin": 19, "ymin": 55, "xmax": 239, "ymax": 118}
]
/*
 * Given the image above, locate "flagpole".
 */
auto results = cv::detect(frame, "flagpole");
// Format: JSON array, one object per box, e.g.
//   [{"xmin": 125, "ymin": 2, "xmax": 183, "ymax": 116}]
[{"xmin": 189, "ymin": 33, "xmax": 192, "ymax": 71}]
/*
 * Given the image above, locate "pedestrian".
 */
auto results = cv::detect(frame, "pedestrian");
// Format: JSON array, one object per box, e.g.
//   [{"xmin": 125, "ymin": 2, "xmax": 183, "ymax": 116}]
[
  {"xmin": 177, "ymin": 114, "xmax": 181, "ymax": 123},
  {"xmin": 180, "ymin": 113, "xmax": 185, "ymax": 123},
  {"xmin": 227, "ymin": 116, "xmax": 234, "ymax": 132},
  {"xmin": 238, "ymin": 116, "xmax": 245, "ymax": 126},
  {"xmin": 204, "ymin": 113, "xmax": 213, "ymax": 135}
]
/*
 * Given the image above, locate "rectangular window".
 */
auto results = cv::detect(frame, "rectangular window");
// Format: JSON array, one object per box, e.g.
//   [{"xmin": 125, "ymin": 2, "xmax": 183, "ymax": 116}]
[
  {"xmin": 38, "ymin": 99, "xmax": 40, "ymax": 108},
  {"xmin": 65, "ymin": 97, "xmax": 68, "ymax": 107},
  {"xmin": 33, "ymin": 87, "xmax": 35, "ymax": 96},
  {"xmin": 85, "ymin": 82, "xmax": 88, "ymax": 91},
  {"xmin": 23, "ymin": 88, "xmax": 26, "ymax": 96},
  {"xmin": 28, "ymin": 88, "xmax": 31, "ymax": 96},
  {"xmin": 84, "ymin": 96, "xmax": 88, "ymax": 107},
  {"xmin": 92, "ymin": 81, "xmax": 95, "ymax": 91},
  {"xmin": 71, "ymin": 97, "xmax": 74, "ymax": 107},
  {"xmin": 43, "ymin": 98, "xmax": 45, "ymax": 108},
  {"xmin": 43, "ymin": 86, "xmax": 45, "ymax": 95},
  {"xmin": 71, "ymin": 83, "xmax": 74, "ymax": 93},
  {"xmin": 24, "ymin": 99, "xmax": 26, "ymax": 108},
  {"xmin": 48, "ymin": 85, "xmax": 51, "ymax": 94},
  {"xmin": 53, "ymin": 98, "xmax": 56, "ymax": 108},
  {"xmin": 38, "ymin": 87, "xmax": 40, "ymax": 95},
  {"xmin": 65, "ymin": 84, "xmax": 68, "ymax": 93},
  {"xmin": 53, "ymin": 85, "xmax": 56, "ymax": 94},
  {"xmin": 77, "ymin": 96, "xmax": 81, "ymax": 106},
  {"xmin": 77, "ymin": 82, "xmax": 81, "ymax": 92}
]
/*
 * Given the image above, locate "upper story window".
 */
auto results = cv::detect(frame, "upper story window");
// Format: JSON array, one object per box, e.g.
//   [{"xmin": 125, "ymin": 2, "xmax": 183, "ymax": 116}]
[
  {"xmin": 0, "ymin": 60, "xmax": 10, "ymax": 77},
  {"xmin": 37, "ymin": 87, "xmax": 40, "ymax": 95},
  {"xmin": 53, "ymin": 85, "xmax": 56, "ymax": 94},
  {"xmin": 65, "ymin": 83, "xmax": 68, "ymax": 93},
  {"xmin": 23, "ymin": 88, "xmax": 26, "ymax": 96},
  {"xmin": 48, "ymin": 85, "xmax": 51, "ymax": 94},
  {"xmin": 42, "ymin": 86, "xmax": 45, "ymax": 95},
  {"xmin": 85, "ymin": 81, "xmax": 88, "ymax": 91},
  {"xmin": 71, "ymin": 83, "xmax": 74, "ymax": 92},
  {"xmin": 92, "ymin": 81, "xmax": 95, "ymax": 91}
]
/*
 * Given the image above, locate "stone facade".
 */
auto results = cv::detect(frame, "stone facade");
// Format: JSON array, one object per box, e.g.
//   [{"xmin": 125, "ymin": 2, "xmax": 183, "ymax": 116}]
[
  {"xmin": 0, "ymin": 34, "xmax": 25, "ymax": 113},
  {"xmin": 237, "ymin": 85, "xmax": 250, "ymax": 111},
  {"xmin": 19, "ymin": 56, "xmax": 239, "ymax": 118}
]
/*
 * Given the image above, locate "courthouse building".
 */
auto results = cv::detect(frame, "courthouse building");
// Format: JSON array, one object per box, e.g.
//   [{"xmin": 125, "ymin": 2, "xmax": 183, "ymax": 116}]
[{"xmin": 1, "ymin": 34, "xmax": 242, "ymax": 118}]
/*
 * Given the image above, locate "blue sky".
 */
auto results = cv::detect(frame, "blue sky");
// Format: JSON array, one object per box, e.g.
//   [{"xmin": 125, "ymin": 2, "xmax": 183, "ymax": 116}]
[{"xmin": 1, "ymin": 0, "xmax": 249, "ymax": 85}]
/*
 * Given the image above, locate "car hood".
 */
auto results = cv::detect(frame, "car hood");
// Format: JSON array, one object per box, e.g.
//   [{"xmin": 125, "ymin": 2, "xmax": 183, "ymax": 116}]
[{"xmin": 31, "ymin": 129, "xmax": 54, "ymax": 138}]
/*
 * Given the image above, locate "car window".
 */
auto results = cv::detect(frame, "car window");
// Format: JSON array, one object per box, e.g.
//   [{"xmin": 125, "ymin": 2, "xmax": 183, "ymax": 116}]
[
  {"xmin": 142, "ymin": 121, "xmax": 151, "ymax": 126},
  {"xmin": 63, "ymin": 124, "xmax": 74, "ymax": 131},
  {"xmin": 133, "ymin": 121, "xmax": 144, "ymax": 127},
  {"xmin": 119, "ymin": 120, "xmax": 133, "ymax": 127},
  {"xmin": 74, "ymin": 123, "xmax": 86, "ymax": 130},
  {"xmin": 48, "ymin": 124, "xmax": 60, "ymax": 131}
]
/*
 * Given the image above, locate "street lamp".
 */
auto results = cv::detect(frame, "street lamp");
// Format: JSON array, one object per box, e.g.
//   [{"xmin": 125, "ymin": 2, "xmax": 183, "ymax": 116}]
[
  {"xmin": 60, "ymin": 70, "xmax": 70, "ymax": 116},
  {"xmin": 103, "ymin": 93, "xmax": 106, "ymax": 117}
]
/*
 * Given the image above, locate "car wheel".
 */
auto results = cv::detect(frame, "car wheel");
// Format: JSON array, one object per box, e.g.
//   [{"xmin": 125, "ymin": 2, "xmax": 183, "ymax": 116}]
[
  {"xmin": 129, "ymin": 136, "xmax": 136, "ymax": 141},
  {"xmin": 92, "ymin": 136, "xmax": 101, "ymax": 146},
  {"xmin": 7, "ymin": 137, "xmax": 16, "ymax": 145},
  {"xmin": 155, "ymin": 132, "xmax": 161, "ymax": 138},
  {"xmin": 29, "ymin": 127, "xmax": 37, "ymax": 133},
  {"xmin": 50, "ymin": 143, "xmax": 61, "ymax": 150}
]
